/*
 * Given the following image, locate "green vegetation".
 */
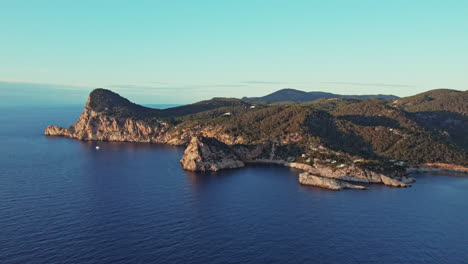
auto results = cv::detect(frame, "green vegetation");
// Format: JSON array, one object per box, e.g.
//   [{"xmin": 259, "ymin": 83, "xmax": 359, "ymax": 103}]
[
  {"xmin": 391, "ymin": 89, "xmax": 467, "ymax": 149},
  {"xmin": 88, "ymin": 88, "xmax": 160, "ymax": 118},
  {"xmin": 89, "ymin": 88, "xmax": 260, "ymax": 122},
  {"xmin": 392, "ymin": 89, "xmax": 467, "ymax": 115}
]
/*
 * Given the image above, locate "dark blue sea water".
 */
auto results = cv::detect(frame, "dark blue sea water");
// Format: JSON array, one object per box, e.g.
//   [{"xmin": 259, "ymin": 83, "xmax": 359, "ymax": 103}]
[{"xmin": 1, "ymin": 105, "xmax": 468, "ymax": 264}]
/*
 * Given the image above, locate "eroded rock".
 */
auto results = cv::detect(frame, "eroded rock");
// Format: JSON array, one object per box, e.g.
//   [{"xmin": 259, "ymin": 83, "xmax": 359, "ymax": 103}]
[
  {"xmin": 299, "ymin": 172, "xmax": 367, "ymax": 190},
  {"xmin": 180, "ymin": 137, "xmax": 244, "ymax": 171}
]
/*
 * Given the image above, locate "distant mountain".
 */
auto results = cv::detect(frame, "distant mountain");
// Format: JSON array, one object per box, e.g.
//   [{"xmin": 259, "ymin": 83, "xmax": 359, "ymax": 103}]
[{"xmin": 242, "ymin": 88, "xmax": 398, "ymax": 103}]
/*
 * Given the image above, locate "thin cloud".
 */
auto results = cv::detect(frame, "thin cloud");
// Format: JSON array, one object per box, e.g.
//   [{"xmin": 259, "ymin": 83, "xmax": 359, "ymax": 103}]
[
  {"xmin": 0, "ymin": 80, "xmax": 88, "ymax": 89},
  {"xmin": 105, "ymin": 84, "xmax": 247, "ymax": 97},
  {"xmin": 242, "ymin": 81, "xmax": 290, "ymax": 84},
  {"xmin": 211, "ymin": 84, "xmax": 247, "ymax": 88},
  {"xmin": 107, "ymin": 84, "xmax": 181, "ymax": 90},
  {"xmin": 323, "ymin": 82, "xmax": 416, "ymax": 88},
  {"xmin": 0, "ymin": 80, "xmax": 91, "ymax": 93},
  {"xmin": 107, "ymin": 84, "xmax": 246, "ymax": 91}
]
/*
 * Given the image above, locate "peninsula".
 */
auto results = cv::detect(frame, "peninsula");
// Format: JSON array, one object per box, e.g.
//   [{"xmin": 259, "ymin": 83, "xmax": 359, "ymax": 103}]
[{"xmin": 45, "ymin": 88, "xmax": 468, "ymax": 190}]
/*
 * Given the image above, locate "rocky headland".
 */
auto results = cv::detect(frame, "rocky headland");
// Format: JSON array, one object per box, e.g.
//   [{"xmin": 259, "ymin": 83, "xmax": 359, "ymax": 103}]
[{"xmin": 45, "ymin": 88, "xmax": 468, "ymax": 190}]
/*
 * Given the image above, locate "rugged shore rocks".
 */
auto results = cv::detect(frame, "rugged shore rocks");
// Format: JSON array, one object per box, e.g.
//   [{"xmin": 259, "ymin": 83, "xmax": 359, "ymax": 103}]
[
  {"xmin": 290, "ymin": 163, "xmax": 414, "ymax": 187},
  {"xmin": 180, "ymin": 137, "xmax": 245, "ymax": 171},
  {"xmin": 178, "ymin": 136, "xmax": 414, "ymax": 189},
  {"xmin": 45, "ymin": 98, "xmax": 191, "ymax": 145},
  {"xmin": 299, "ymin": 172, "xmax": 367, "ymax": 190}
]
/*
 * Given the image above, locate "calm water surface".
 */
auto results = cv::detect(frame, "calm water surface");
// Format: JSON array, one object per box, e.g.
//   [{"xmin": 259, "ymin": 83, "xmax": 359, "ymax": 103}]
[{"xmin": 1, "ymin": 106, "xmax": 467, "ymax": 264}]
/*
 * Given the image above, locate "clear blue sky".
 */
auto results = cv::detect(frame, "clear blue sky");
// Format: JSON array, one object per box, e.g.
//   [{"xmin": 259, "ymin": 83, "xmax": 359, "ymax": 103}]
[{"xmin": 1, "ymin": 0, "xmax": 467, "ymax": 105}]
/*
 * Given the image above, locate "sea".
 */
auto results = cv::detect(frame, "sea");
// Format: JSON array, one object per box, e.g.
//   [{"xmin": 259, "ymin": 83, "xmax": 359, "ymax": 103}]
[{"xmin": 1, "ymin": 105, "xmax": 467, "ymax": 264}]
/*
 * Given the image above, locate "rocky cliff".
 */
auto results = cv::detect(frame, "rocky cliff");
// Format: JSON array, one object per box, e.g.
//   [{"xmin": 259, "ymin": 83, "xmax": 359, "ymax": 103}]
[
  {"xmin": 179, "ymin": 136, "xmax": 414, "ymax": 189},
  {"xmin": 180, "ymin": 137, "xmax": 245, "ymax": 171},
  {"xmin": 295, "ymin": 163, "xmax": 413, "ymax": 187},
  {"xmin": 299, "ymin": 172, "xmax": 367, "ymax": 190},
  {"xmin": 45, "ymin": 97, "xmax": 192, "ymax": 145}
]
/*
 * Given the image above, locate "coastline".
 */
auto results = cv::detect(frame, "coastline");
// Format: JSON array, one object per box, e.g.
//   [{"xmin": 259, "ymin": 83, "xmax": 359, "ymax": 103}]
[
  {"xmin": 407, "ymin": 163, "xmax": 468, "ymax": 174},
  {"xmin": 44, "ymin": 89, "xmax": 468, "ymax": 190}
]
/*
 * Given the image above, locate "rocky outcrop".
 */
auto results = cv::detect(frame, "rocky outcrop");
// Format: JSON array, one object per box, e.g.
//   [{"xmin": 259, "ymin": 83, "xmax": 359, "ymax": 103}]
[
  {"xmin": 179, "ymin": 137, "xmax": 413, "ymax": 189},
  {"xmin": 299, "ymin": 172, "xmax": 367, "ymax": 190},
  {"xmin": 286, "ymin": 162, "xmax": 314, "ymax": 172},
  {"xmin": 44, "ymin": 125, "xmax": 66, "ymax": 136},
  {"xmin": 180, "ymin": 137, "xmax": 244, "ymax": 171},
  {"xmin": 180, "ymin": 138, "xmax": 286, "ymax": 171},
  {"xmin": 44, "ymin": 97, "xmax": 193, "ymax": 145},
  {"xmin": 289, "ymin": 163, "xmax": 413, "ymax": 188}
]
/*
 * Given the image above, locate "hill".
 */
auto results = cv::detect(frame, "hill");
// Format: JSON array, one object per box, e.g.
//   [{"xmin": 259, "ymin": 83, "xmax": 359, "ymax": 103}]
[
  {"xmin": 392, "ymin": 89, "xmax": 467, "ymax": 115},
  {"xmin": 89, "ymin": 88, "xmax": 258, "ymax": 120},
  {"xmin": 243, "ymin": 88, "xmax": 398, "ymax": 103},
  {"xmin": 391, "ymin": 89, "xmax": 468, "ymax": 149}
]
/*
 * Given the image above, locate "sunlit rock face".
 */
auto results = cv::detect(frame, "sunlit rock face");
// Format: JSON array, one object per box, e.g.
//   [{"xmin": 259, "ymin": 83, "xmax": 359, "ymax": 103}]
[
  {"xmin": 299, "ymin": 172, "xmax": 367, "ymax": 190},
  {"xmin": 180, "ymin": 137, "xmax": 245, "ymax": 172}
]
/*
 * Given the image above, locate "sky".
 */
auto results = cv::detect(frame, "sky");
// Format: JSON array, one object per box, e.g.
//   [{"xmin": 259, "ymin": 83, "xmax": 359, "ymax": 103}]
[{"xmin": 1, "ymin": 0, "xmax": 467, "ymax": 105}]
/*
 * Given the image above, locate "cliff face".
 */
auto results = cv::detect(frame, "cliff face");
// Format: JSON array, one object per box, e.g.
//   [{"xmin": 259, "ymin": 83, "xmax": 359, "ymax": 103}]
[
  {"xmin": 45, "ymin": 98, "xmax": 192, "ymax": 145},
  {"xmin": 299, "ymin": 172, "xmax": 367, "ymax": 190},
  {"xmin": 44, "ymin": 91, "xmax": 252, "ymax": 146},
  {"xmin": 180, "ymin": 137, "xmax": 245, "ymax": 171},
  {"xmin": 283, "ymin": 161, "xmax": 412, "ymax": 187},
  {"xmin": 301, "ymin": 164, "xmax": 413, "ymax": 187},
  {"xmin": 179, "ymin": 136, "xmax": 414, "ymax": 188}
]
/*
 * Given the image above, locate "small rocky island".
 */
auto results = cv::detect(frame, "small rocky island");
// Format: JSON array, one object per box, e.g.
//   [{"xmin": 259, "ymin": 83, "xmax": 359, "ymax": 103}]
[{"xmin": 46, "ymin": 88, "xmax": 468, "ymax": 190}]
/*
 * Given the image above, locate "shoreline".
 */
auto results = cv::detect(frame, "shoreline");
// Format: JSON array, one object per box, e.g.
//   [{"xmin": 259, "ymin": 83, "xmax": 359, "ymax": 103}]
[
  {"xmin": 407, "ymin": 163, "xmax": 468, "ymax": 174},
  {"xmin": 44, "ymin": 89, "xmax": 468, "ymax": 190}
]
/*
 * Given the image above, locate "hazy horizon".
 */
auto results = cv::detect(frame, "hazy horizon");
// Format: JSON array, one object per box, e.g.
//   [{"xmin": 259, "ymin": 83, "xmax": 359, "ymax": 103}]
[
  {"xmin": 1, "ymin": 1, "xmax": 467, "ymax": 104},
  {"xmin": 1, "ymin": 80, "xmax": 464, "ymax": 107}
]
